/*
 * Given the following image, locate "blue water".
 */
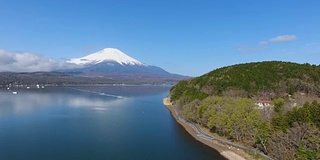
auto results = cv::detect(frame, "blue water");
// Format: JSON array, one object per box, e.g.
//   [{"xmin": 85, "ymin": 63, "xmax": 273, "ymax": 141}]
[{"xmin": 0, "ymin": 86, "xmax": 224, "ymax": 160}]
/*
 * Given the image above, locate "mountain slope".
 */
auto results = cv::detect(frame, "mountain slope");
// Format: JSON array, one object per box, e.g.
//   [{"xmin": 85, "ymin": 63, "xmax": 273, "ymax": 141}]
[
  {"xmin": 64, "ymin": 48, "xmax": 189, "ymax": 82},
  {"xmin": 67, "ymin": 48, "xmax": 145, "ymax": 66},
  {"xmin": 0, "ymin": 48, "xmax": 188, "ymax": 85}
]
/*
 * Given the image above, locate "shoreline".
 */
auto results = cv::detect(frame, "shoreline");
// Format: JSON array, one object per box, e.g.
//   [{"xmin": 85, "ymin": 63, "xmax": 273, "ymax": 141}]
[{"xmin": 163, "ymin": 97, "xmax": 250, "ymax": 160}]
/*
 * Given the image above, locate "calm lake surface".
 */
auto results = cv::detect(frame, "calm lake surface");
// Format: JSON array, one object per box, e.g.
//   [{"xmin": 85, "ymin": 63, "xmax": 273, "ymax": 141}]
[{"xmin": 0, "ymin": 86, "xmax": 224, "ymax": 160}]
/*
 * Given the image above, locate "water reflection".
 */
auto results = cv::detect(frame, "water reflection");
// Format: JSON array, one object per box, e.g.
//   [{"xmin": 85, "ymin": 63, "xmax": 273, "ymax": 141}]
[
  {"xmin": 73, "ymin": 85, "xmax": 171, "ymax": 97},
  {"xmin": 67, "ymin": 96, "xmax": 130, "ymax": 108},
  {"xmin": 0, "ymin": 91, "xmax": 52, "ymax": 115},
  {"xmin": 0, "ymin": 86, "xmax": 224, "ymax": 160},
  {"xmin": 0, "ymin": 87, "xmax": 131, "ymax": 116}
]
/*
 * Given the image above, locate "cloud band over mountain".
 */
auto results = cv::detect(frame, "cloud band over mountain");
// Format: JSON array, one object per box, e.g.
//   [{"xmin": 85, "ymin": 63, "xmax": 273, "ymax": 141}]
[{"xmin": 0, "ymin": 50, "xmax": 77, "ymax": 72}]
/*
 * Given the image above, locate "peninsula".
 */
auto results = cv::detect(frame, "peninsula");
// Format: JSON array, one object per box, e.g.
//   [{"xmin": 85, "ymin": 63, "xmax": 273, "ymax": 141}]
[{"xmin": 167, "ymin": 61, "xmax": 320, "ymax": 160}]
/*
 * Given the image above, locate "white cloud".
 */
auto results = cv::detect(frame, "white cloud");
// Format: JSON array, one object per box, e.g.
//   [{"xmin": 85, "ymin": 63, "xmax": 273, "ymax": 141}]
[
  {"xmin": 0, "ymin": 50, "xmax": 78, "ymax": 72},
  {"xmin": 238, "ymin": 34, "xmax": 297, "ymax": 53},
  {"xmin": 269, "ymin": 35, "xmax": 297, "ymax": 42}
]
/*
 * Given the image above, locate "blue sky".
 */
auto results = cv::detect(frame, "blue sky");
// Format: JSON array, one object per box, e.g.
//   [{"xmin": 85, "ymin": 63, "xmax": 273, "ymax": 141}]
[{"xmin": 0, "ymin": 0, "xmax": 319, "ymax": 76}]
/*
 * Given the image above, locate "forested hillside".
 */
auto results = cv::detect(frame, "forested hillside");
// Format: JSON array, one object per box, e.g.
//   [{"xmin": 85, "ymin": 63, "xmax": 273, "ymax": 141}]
[
  {"xmin": 170, "ymin": 61, "xmax": 320, "ymax": 159},
  {"xmin": 171, "ymin": 61, "xmax": 320, "ymax": 102},
  {"xmin": 0, "ymin": 72, "xmax": 180, "ymax": 86}
]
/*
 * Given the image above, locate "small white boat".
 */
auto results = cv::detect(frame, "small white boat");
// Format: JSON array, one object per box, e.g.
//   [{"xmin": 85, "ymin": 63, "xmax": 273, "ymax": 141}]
[
  {"xmin": 12, "ymin": 92, "xmax": 18, "ymax": 95},
  {"xmin": 27, "ymin": 87, "xmax": 30, "ymax": 89}
]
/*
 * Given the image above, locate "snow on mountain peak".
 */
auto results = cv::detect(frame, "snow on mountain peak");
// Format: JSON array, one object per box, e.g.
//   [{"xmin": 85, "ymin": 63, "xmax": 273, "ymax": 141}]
[{"xmin": 67, "ymin": 48, "xmax": 145, "ymax": 66}]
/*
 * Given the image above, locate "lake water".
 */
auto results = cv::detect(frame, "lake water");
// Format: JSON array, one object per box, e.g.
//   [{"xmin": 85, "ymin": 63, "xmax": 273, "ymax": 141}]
[{"xmin": 0, "ymin": 86, "xmax": 224, "ymax": 160}]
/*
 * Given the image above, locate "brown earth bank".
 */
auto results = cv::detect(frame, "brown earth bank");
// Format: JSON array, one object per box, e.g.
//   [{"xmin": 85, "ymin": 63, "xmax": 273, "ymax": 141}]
[{"xmin": 163, "ymin": 97, "xmax": 254, "ymax": 160}]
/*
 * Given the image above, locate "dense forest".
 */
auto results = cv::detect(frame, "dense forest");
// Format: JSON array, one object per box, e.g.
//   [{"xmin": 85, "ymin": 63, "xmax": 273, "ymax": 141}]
[
  {"xmin": 171, "ymin": 61, "xmax": 320, "ymax": 103},
  {"xmin": 0, "ymin": 72, "xmax": 179, "ymax": 86},
  {"xmin": 170, "ymin": 61, "xmax": 320, "ymax": 160}
]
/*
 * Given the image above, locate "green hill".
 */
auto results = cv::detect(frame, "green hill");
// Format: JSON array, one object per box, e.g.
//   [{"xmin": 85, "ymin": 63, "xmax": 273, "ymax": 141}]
[{"xmin": 171, "ymin": 61, "xmax": 320, "ymax": 103}]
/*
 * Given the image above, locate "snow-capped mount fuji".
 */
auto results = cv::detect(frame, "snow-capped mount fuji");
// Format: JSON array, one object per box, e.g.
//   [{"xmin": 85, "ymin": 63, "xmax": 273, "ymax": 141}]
[
  {"xmin": 67, "ymin": 48, "xmax": 145, "ymax": 66},
  {"xmin": 64, "ymin": 48, "xmax": 188, "ymax": 83}
]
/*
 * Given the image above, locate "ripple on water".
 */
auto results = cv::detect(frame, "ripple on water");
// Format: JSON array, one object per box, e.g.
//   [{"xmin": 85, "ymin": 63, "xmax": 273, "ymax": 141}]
[{"xmin": 93, "ymin": 107, "xmax": 108, "ymax": 111}]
